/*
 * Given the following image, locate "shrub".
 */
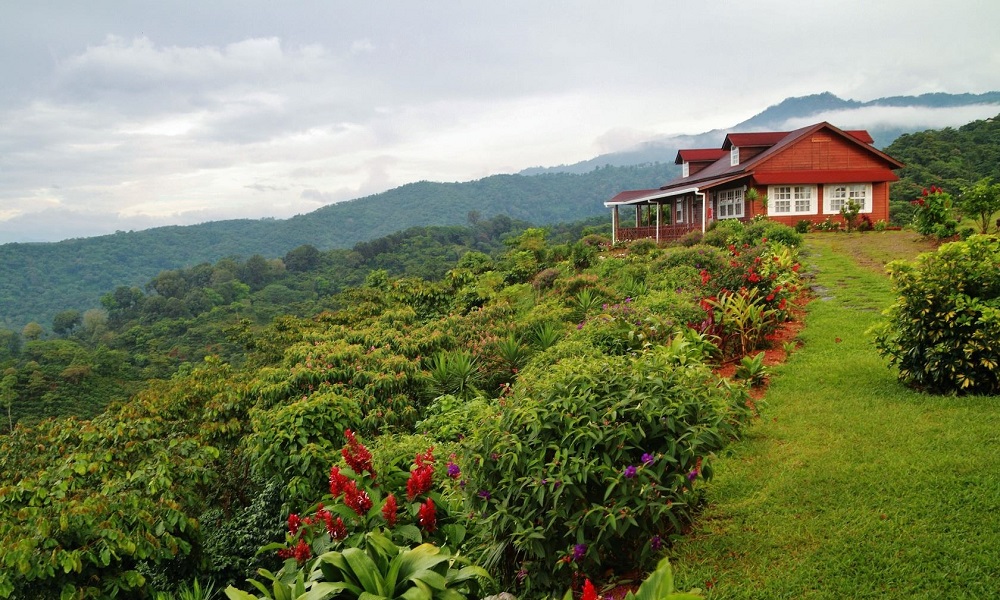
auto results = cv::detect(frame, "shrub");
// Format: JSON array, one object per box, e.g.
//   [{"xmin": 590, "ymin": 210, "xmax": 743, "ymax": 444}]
[
  {"xmin": 678, "ymin": 230, "xmax": 703, "ymax": 247},
  {"xmin": 465, "ymin": 348, "xmax": 750, "ymax": 595},
  {"xmin": 629, "ymin": 238, "xmax": 658, "ymax": 256},
  {"xmin": 795, "ymin": 220, "xmax": 812, "ymax": 234},
  {"xmin": 873, "ymin": 235, "xmax": 1000, "ymax": 394},
  {"xmin": 531, "ymin": 267, "xmax": 561, "ymax": 292},
  {"xmin": 911, "ymin": 185, "xmax": 958, "ymax": 238}
]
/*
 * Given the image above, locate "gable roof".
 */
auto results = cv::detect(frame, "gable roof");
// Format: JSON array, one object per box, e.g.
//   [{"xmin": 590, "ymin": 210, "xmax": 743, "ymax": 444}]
[
  {"xmin": 674, "ymin": 149, "xmax": 728, "ymax": 164},
  {"xmin": 657, "ymin": 122, "xmax": 902, "ymax": 195}
]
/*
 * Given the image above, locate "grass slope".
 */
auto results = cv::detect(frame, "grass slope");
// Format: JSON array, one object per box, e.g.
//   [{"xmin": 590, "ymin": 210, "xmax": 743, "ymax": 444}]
[{"xmin": 670, "ymin": 232, "xmax": 1000, "ymax": 599}]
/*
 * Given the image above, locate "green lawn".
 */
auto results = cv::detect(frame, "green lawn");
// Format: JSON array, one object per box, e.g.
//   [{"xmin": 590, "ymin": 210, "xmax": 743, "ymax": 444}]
[{"xmin": 669, "ymin": 233, "xmax": 1000, "ymax": 599}]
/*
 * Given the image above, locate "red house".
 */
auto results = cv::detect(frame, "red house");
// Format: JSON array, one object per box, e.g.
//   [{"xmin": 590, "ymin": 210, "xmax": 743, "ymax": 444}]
[{"xmin": 605, "ymin": 122, "xmax": 905, "ymax": 243}]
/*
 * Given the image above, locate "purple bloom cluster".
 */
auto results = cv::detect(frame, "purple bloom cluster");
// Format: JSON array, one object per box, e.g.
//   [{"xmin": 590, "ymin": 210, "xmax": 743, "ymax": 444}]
[
  {"xmin": 641, "ymin": 452, "xmax": 655, "ymax": 466},
  {"xmin": 446, "ymin": 462, "xmax": 461, "ymax": 479},
  {"xmin": 572, "ymin": 543, "xmax": 587, "ymax": 562},
  {"xmin": 623, "ymin": 465, "xmax": 637, "ymax": 479}
]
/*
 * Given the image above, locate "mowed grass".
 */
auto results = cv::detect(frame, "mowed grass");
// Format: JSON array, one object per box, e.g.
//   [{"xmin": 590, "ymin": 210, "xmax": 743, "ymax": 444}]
[{"xmin": 668, "ymin": 232, "xmax": 1000, "ymax": 599}]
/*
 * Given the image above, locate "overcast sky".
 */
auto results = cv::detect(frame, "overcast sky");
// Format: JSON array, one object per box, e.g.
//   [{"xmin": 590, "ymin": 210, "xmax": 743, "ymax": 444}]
[{"xmin": 2, "ymin": 1, "xmax": 999, "ymax": 243}]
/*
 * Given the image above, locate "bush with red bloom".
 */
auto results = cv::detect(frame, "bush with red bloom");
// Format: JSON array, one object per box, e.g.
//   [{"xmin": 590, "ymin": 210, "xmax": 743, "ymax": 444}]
[
  {"xmin": 417, "ymin": 498, "xmax": 437, "ymax": 533},
  {"xmin": 342, "ymin": 429, "xmax": 375, "ymax": 477},
  {"xmin": 381, "ymin": 493, "xmax": 398, "ymax": 527}
]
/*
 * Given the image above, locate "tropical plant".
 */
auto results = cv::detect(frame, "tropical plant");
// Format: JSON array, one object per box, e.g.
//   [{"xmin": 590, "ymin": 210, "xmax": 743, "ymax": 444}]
[
  {"xmin": 466, "ymin": 348, "xmax": 750, "ymax": 595},
  {"xmin": 529, "ymin": 322, "xmax": 562, "ymax": 351},
  {"xmin": 427, "ymin": 350, "xmax": 481, "ymax": 400},
  {"xmin": 839, "ymin": 198, "xmax": 862, "ymax": 232},
  {"xmin": 959, "ymin": 177, "xmax": 1000, "ymax": 233},
  {"xmin": 734, "ymin": 351, "xmax": 768, "ymax": 387},
  {"xmin": 225, "ymin": 532, "xmax": 489, "ymax": 600},
  {"xmin": 911, "ymin": 185, "xmax": 958, "ymax": 238},
  {"xmin": 873, "ymin": 235, "xmax": 1000, "ymax": 394}
]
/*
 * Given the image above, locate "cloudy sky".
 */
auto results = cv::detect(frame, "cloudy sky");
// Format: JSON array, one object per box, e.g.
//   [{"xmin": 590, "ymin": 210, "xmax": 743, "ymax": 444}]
[{"xmin": 2, "ymin": 1, "xmax": 999, "ymax": 243}]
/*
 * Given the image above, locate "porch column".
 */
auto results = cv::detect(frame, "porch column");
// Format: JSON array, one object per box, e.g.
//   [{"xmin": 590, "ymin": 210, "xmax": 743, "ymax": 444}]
[
  {"xmin": 655, "ymin": 202, "xmax": 661, "ymax": 244},
  {"xmin": 611, "ymin": 206, "xmax": 619, "ymax": 245}
]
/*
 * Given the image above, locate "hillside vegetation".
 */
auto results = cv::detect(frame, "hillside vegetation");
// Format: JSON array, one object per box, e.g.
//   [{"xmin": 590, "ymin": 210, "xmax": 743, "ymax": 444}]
[
  {"xmin": 0, "ymin": 164, "xmax": 673, "ymax": 331},
  {"xmin": 0, "ymin": 218, "xmax": 804, "ymax": 598}
]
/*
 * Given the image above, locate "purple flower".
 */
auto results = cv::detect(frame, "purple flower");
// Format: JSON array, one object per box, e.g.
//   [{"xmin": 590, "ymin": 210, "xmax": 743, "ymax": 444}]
[
  {"xmin": 641, "ymin": 453, "xmax": 655, "ymax": 467},
  {"xmin": 687, "ymin": 469, "xmax": 699, "ymax": 481},
  {"xmin": 447, "ymin": 462, "xmax": 461, "ymax": 479},
  {"xmin": 650, "ymin": 535, "xmax": 663, "ymax": 551},
  {"xmin": 572, "ymin": 543, "xmax": 587, "ymax": 562},
  {"xmin": 478, "ymin": 489, "xmax": 492, "ymax": 500},
  {"xmin": 577, "ymin": 321, "xmax": 585, "ymax": 330},
  {"xmin": 624, "ymin": 465, "xmax": 637, "ymax": 479}
]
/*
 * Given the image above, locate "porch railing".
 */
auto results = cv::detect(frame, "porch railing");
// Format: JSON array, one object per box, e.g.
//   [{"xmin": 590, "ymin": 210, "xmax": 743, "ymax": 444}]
[{"xmin": 615, "ymin": 223, "xmax": 701, "ymax": 243}]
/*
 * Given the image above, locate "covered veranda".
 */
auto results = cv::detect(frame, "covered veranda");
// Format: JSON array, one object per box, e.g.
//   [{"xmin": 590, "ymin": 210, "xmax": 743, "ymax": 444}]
[{"xmin": 604, "ymin": 187, "xmax": 707, "ymax": 245}]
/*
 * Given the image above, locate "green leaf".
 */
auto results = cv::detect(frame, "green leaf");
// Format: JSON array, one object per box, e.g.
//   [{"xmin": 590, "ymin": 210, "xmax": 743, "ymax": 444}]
[{"xmin": 342, "ymin": 547, "xmax": 385, "ymax": 595}]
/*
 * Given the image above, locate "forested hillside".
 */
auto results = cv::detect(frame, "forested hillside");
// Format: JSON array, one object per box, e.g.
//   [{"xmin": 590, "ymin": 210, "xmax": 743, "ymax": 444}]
[
  {"xmin": 885, "ymin": 113, "xmax": 1000, "ymax": 224},
  {"xmin": 1, "ymin": 215, "xmax": 610, "ymax": 427},
  {"xmin": 0, "ymin": 164, "xmax": 672, "ymax": 331}
]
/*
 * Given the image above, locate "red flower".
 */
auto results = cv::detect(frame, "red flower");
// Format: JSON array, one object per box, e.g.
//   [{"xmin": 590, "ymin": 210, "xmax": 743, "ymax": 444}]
[
  {"xmin": 792, "ymin": 264, "xmax": 800, "ymax": 272},
  {"xmin": 779, "ymin": 298, "xmax": 787, "ymax": 310},
  {"xmin": 342, "ymin": 430, "xmax": 375, "ymax": 477},
  {"xmin": 417, "ymin": 498, "xmax": 437, "ymax": 533},
  {"xmin": 343, "ymin": 480, "xmax": 373, "ymax": 516},
  {"xmin": 287, "ymin": 513, "xmax": 301, "ymax": 535},
  {"xmin": 407, "ymin": 464, "xmax": 434, "ymax": 500},
  {"xmin": 382, "ymin": 493, "xmax": 398, "ymax": 527},
  {"xmin": 582, "ymin": 579, "xmax": 599, "ymax": 600},
  {"xmin": 327, "ymin": 516, "xmax": 347, "ymax": 540},
  {"xmin": 329, "ymin": 466, "xmax": 348, "ymax": 497},
  {"xmin": 700, "ymin": 269, "xmax": 711, "ymax": 285}
]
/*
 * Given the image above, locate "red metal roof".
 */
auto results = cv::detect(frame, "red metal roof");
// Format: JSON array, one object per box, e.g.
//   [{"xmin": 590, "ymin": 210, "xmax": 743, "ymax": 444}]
[
  {"xmin": 608, "ymin": 189, "xmax": 662, "ymax": 204},
  {"xmin": 674, "ymin": 149, "xmax": 728, "ymax": 164},
  {"xmin": 722, "ymin": 132, "xmax": 788, "ymax": 149},
  {"xmin": 844, "ymin": 130, "xmax": 874, "ymax": 144}
]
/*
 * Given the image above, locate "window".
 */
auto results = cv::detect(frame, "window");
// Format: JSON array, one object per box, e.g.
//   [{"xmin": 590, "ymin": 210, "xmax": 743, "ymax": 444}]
[
  {"xmin": 768, "ymin": 185, "xmax": 816, "ymax": 216},
  {"xmin": 730, "ymin": 146, "xmax": 739, "ymax": 166},
  {"xmin": 823, "ymin": 183, "xmax": 871, "ymax": 214},
  {"xmin": 682, "ymin": 162, "xmax": 689, "ymax": 178},
  {"xmin": 675, "ymin": 201, "xmax": 684, "ymax": 224},
  {"xmin": 716, "ymin": 188, "xmax": 744, "ymax": 219}
]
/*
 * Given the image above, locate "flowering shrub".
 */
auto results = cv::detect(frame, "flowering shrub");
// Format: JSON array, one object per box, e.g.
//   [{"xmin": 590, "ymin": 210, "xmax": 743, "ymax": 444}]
[
  {"xmin": 911, "ymin": 185, "xmax": 958, "ymax": 238},
  {"xmin": 261, "ymin": 430, "xmax": 469, "ymax": 572},
  {"xmin": 465, "ymin": 347, "xmax": 750, "ymax": 595},
  {"xmin": 873, "ymin": 235, "xmax": 1000, "ymax": 394}
]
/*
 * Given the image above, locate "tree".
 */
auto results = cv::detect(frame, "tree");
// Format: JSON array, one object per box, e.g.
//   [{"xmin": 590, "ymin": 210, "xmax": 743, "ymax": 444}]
[
  {"xmin": 21, "ymin": 322, "xmax": 44, "ymax": 341},
  {"xmin": 959, "ymin": 177, "xmax": 1000, "ymax": 233},
  {"xmin": 0, "ymin": 371, "xmax": 16, "ymax": 433},
  {"xmin": 52, "ymin": 309, "xmax": 82, "ymax": 336},
  {"xmin": 283, "ymin": 244, "xmax": 321, "ymax": 272}
]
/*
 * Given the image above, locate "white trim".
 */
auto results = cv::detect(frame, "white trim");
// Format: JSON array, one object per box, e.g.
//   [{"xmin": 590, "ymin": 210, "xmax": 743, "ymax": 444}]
[
  {"xmin": 730, "ymin": 146, "xmax": 739, "ymax": 166},
  {"xmin": 682, "ymin": 162, "xmax": 689, "ymax": 178},
  {"xmin": 823, "ymin": 183, "xmax": 872, "ymax": 214},
  {"xmin": 767, "ymin": 185, "xmax": 817, "ymax": 216},
  {"xmin": 604, "ymin": 186, "xmax": 703, "ymax": 207}
]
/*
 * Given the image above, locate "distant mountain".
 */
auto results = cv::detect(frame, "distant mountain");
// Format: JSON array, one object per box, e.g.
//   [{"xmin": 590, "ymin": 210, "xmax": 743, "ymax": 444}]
[
  {"xmin": 0, "ymin": 163, "xmax": 673, "ymax": 330},
  {"xmin": 520, "ymin": 91, "xmax": 1000, "ymax": 175}
]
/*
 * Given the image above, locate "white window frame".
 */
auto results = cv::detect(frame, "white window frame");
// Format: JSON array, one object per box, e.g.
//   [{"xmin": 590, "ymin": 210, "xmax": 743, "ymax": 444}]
[
  {"xmin": 730, "ymin": 146, "xmax": 739, "ymax": 166},
  {"xmin": 681, "ymin": 162, "xmax": 689, "ymax": 178},
  {"xmin": 823, "ymin": 183, "xmax": 872, "ymax": 214},
  {"xmin": 767, "ymin": 185, "xmax": 817, "ymax": 216},
  {"xmin": 675, "ymin": 200, "xmax": 684, "ymax": 224},
  {"xmin": 716, "ymin": 188, "xmax": 744, "ymax": 220}
]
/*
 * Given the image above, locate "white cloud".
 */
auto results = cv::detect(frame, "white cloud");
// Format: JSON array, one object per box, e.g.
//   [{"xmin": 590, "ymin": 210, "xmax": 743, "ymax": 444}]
[{"xmin": 0, "ymin": 1, "xmax": 999, "ymax": 242}]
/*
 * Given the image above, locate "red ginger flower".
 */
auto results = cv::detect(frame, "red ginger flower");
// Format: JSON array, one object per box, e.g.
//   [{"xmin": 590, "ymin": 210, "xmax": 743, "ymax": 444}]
[
  {"xmin": 407, "ymin": 464, "xmax": 434, "ymax": 500},
  {"xmin": 382, "ymin": 493, "xmax": 398, "ymax": 527},
  {"xmin": 582, "ymin": 579, "xmax": 599, "ymax": 600},
  {"xmin": 287, "ymin": 513, "xmax": 301, "ymax": 535},
  {"xmin": 342, "ymin": 479, "xmax": 373, "ymax": 516},
  {"xmin": 342, "ymin": 429, "xmax": 375, "ymax": 477},
  {"xmin": 329, "ymin": 466, "xmax": 348, "ymax": 497},
  {"xmin": 327, "ymin": 516, "xmax": 347, "ymax": 540},
  {"xmin": 417, "ymin": 497, "xmax": 437, "ymax": 533}
]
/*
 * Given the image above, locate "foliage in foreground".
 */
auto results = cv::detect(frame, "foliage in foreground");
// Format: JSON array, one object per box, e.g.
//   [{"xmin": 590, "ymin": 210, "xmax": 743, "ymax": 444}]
[
  {"xmin": 465, "ymin": 340, "xmax": 750, "ymax": 595},
  {"xmin": 874, "ymin": 234, "xmax": 1000, "ymax": 394}
]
